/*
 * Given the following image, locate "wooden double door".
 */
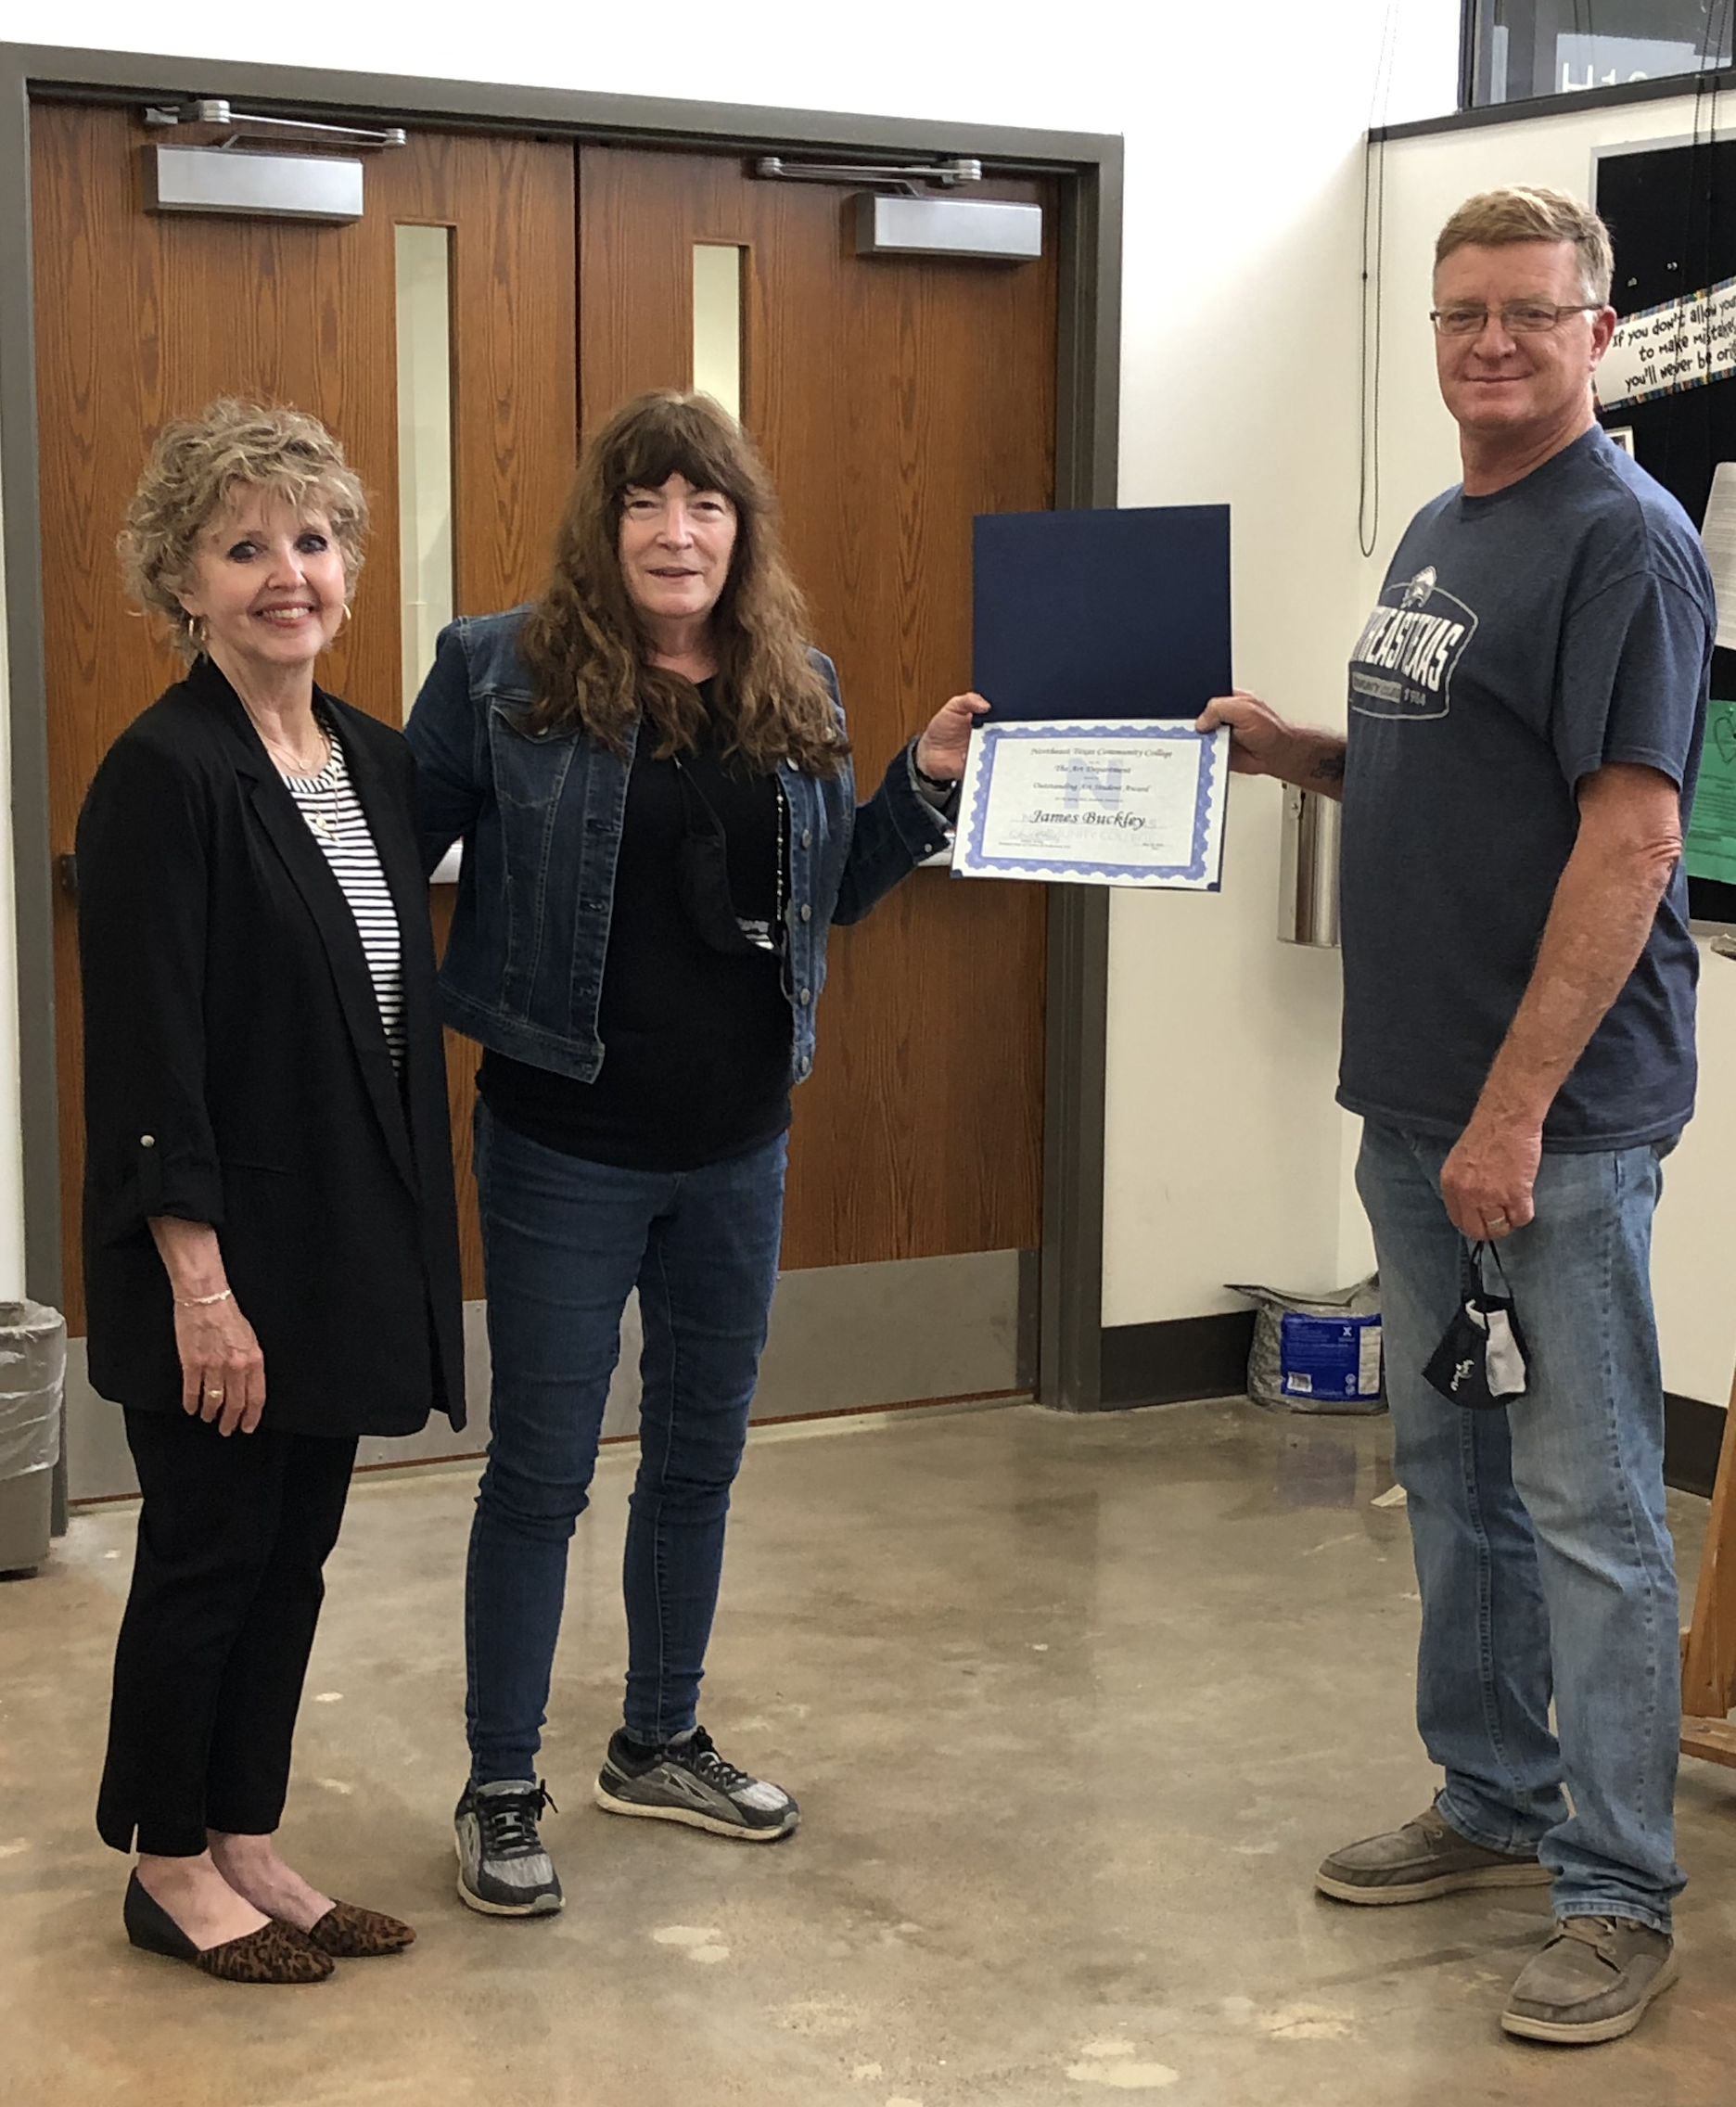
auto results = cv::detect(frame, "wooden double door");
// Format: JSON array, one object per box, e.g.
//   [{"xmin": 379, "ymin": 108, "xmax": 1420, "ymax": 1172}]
[{"xmin": 32, "ymin": 102, "xmax": 1053, "ymax": 1392}]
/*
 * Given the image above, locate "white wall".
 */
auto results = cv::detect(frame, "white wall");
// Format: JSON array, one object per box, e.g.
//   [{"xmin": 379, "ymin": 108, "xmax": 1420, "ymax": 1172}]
[
  {"xmin": 6, "ymin": 6, "xmax": 1456, "ymax": 137},
  {"xmin": 1103, "ymin": 12, "xmax": 1462, "ymax": 1322},
  {"xmin": 0, "ymin": 4, "xmax": 1463, "ymax": 1331},
  {"xmin": 1374, "ymin": 92, "xmax": 1736, "ymax": 1409}
]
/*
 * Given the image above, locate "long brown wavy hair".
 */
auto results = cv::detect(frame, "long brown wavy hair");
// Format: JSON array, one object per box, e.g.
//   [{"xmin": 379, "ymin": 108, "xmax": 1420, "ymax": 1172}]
[{"xmin": 519, "ymin": 391, "xmax": 846, "ymax": 776}]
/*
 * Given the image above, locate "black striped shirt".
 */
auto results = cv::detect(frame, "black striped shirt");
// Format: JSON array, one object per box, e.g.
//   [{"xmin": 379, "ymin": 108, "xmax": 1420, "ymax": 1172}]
[{"xmin": 284, "ymin": 733, "xmax": 405, "ymax": 1066}]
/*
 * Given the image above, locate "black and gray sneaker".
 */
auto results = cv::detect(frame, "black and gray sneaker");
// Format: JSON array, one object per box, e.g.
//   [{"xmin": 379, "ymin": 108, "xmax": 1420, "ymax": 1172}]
[
  {"xmin": 453, "ymin": 1778, "xmax": 564, "ymax": 1916},
  {"xmin": 594, "ymin": 1727, "xmax": 798, "ymax": 1841}
]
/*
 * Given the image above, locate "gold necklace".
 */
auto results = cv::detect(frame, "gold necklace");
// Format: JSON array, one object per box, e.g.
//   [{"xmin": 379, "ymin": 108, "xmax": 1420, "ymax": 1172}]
[{"xmin": 251, "ymin": 712, "xmax": 332, "ymax": 781}]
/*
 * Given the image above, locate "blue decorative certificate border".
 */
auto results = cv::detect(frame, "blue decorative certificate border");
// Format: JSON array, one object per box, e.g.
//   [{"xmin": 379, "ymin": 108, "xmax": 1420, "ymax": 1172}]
[{"xmin": 959, "ymin": 721, "xmax": 1223, "ymax": 886}]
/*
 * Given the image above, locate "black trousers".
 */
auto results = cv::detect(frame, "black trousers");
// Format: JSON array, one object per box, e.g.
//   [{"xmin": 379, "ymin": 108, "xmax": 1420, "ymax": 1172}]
[{"xmin": 96, "ymin": 1408, "xmax": 357, "ymax": 1858}]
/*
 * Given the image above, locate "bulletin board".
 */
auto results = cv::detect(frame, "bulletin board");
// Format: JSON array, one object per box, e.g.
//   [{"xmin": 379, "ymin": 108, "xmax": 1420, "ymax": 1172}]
[{"xmin": 1596, "ymin": 137, "xmax": 1736, "ymax": 922}]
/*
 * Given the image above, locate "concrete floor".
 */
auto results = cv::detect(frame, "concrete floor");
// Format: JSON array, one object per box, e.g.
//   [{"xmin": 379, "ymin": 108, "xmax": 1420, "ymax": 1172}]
[{"xmin": 2, "ymin": 1397, "xmax": 1734, "ymax": 2107}]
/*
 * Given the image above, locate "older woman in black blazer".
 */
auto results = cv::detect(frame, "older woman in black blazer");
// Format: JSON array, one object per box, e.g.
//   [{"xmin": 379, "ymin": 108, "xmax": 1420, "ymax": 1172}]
[{"xmin": 79, "ymin": 401, "xmax": 464, "ymax": 1983}]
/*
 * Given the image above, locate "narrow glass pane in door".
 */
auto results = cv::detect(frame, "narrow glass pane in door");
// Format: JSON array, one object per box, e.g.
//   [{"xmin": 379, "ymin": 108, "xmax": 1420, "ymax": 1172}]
[
  {"xmin": 396, "ymin": 224, "xmax": 455, "ymax": 718},
  {"xmin": 692, "ymin": 243, "xmax": 745, "ymax": 419}
]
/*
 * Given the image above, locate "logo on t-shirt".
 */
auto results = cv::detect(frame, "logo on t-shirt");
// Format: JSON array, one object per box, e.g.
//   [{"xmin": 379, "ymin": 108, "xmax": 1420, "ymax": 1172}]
[{"xmin": 1349, "ymin": 568, "xmax": 1477, "ymax": 720}]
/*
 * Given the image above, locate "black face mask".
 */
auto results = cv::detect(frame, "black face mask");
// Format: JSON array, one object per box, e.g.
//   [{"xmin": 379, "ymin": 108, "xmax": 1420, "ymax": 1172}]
[
  {"xmin": 673, "ymin": 759, "xmax": 774, "ymax": 958},
  {"xmin": 1423, "ymin": 1239, "xmax": 1529, "ymax": 1411}
]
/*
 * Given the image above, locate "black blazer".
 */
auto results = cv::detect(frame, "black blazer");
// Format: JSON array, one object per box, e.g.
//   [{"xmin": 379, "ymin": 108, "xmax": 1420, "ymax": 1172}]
[{"xmin": 76, "ymin": 658, "xmax": 466, "ymax": 1437}]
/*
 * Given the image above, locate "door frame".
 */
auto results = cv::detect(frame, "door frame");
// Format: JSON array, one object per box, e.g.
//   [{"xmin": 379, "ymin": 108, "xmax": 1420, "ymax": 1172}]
[{"xmin": 0, "ymin": 41, "xmax": 1122, "ymax": 1414}]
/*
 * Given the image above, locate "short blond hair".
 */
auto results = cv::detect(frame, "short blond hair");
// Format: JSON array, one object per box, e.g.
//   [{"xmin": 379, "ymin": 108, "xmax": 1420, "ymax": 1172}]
[
  {"xmin": 117, "ymin": 399, "xmax": 369, "ymax": 661},
  {"xmin": 1435, "ymin": 185, "xmax": 1614, "ymax": 305}
]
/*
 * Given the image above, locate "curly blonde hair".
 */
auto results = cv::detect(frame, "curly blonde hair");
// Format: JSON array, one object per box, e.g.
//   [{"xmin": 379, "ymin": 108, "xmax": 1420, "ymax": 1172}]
[
  {"xmin": 519, "ymin": 390, "xmax": 844, "ymax": 776},
  {"xmin": 117, "ymin": 399, "xmax": 369, "ymax": 661}
]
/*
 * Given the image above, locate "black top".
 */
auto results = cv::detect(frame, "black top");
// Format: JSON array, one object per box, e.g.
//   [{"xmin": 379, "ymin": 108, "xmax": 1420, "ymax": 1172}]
[
  {"xmin": 75, "ymin": 658, "xmax": 466, "ymax": 1436},
  {"xmin": 479, "ymin": 683, "xmax": 793, "ymax": 1170}
]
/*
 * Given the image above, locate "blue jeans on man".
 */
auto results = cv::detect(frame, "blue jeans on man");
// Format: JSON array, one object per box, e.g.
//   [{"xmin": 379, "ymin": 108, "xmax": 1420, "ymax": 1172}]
[
  {"xmin": 1356, "ymin": 1118, "xmax": 1683, "ymax": 1933},
  {"xmin": 465, "ymin": 1104, "xmax": 787, "ymax": 1782}
]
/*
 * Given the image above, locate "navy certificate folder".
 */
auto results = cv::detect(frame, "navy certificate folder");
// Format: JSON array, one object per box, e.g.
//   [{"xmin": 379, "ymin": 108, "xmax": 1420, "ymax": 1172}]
[{"xmin": 972, "ymin": 504, "xmax": 1232, "ymax": 721}]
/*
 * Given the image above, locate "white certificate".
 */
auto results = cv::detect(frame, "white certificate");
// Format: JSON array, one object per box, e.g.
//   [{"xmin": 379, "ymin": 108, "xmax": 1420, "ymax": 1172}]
[{"xmin": 952, "ymin": 720, "xmax": 1229, "ymax": 889}]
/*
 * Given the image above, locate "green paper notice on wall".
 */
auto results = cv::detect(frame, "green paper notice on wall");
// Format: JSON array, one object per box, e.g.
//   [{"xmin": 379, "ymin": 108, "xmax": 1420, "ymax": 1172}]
[{"xmin": 1687, "ymin": 699, "xmax": 1736, "ymax": 887}]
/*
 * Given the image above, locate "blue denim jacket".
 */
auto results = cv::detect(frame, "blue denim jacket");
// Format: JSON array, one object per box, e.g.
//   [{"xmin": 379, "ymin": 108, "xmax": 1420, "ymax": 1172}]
[{"xmin": 405, "ymin": 608, "xmax": 950, "ymax": 1084}]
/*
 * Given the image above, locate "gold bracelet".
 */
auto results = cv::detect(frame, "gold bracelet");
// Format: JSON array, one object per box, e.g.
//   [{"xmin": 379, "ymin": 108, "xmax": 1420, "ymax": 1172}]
[{"xmin": 174, "ymin": 1287, "xmax": 233, "ymax": 1309}]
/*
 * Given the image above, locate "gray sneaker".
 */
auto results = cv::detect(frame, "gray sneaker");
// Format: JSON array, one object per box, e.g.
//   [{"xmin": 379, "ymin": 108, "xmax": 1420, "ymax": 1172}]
[
  {"xmin": 1501, "ymin": 1916, "xmax": 1679, "ymax": 2044},
  {"xmin": 1316, "ymin": 1804, "xmax": 1552, "ymax": 1905},
  {"xmin": 594, "ymin": 1727, "xmax": 798, "ymax": 1841},
  {"xmin": 453, "ymin": 1778, "xmax": 564, "ymax": 1916}
]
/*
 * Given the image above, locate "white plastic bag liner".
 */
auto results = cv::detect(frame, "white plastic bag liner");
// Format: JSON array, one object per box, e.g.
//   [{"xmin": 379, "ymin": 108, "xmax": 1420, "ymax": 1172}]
[
  {"xmin": 0, "ymin": 1300, "xmax": 66, "ymax": 1479},
  {"xmin": 1226, "ymin": 1275, "xmax": 1385, "ymax": 1415}
]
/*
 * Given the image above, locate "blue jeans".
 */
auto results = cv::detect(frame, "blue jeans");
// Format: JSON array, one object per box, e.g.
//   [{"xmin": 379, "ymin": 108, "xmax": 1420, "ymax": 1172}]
[
  {"xmin": 1356, "ymin": 1118, "xmax": 1684, "ymax": 1934},
  {"xmin": 466, "ymin": 1104, "xmax": 786, "ymax": 1781}
]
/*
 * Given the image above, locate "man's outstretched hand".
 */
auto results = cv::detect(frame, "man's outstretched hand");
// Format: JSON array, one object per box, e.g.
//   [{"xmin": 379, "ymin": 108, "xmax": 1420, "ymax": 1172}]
[{"xmin": 1196, "ymin": 692, "xmax": 1347, "ymax": 793}]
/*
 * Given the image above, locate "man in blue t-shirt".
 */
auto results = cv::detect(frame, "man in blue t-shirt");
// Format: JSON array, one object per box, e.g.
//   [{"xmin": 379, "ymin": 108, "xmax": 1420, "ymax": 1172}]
[{"xmin": 1201, "ymin": 185, "xmax": 1712, "ymax": 2048}]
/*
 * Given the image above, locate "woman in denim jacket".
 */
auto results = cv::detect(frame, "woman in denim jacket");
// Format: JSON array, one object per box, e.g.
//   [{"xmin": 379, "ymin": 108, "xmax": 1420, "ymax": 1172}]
[{"xmin": 408, "ymin": 391, "xmax": 984, "ymax": 1916}]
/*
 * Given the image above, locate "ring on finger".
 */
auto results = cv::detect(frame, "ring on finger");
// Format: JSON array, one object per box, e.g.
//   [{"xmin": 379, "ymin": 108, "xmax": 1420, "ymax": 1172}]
[{"xmin": 205, "ymin": 1386, "xmax": 225, "ymax": 1401}]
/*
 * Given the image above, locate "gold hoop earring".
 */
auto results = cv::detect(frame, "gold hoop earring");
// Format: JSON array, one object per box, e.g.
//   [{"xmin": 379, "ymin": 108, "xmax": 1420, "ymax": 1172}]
[
  {"xmin": 188, "ymin": 614, "xmax": 208, "ymax": 651},
  {"xmin": 338, "ymin": 603, "xmax": 351, "ymax": 630}
]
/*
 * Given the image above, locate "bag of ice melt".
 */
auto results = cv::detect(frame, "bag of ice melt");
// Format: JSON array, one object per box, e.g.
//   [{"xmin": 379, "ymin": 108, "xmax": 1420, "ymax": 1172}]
[{"xmin": 1225, "ymin": 1276, "xmax": 1385, "ymax": 1415}]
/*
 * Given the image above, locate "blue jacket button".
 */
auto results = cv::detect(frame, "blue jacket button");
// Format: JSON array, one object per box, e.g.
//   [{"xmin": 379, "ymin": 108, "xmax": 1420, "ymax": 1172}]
[{"xmin": 798, "ymin": 988, "xmax": 811, "ymax": 1006}]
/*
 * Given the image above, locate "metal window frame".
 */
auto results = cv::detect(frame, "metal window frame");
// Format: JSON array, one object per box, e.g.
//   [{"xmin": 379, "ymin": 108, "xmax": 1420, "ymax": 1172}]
[
  {"xmin": 1387, "ymin": 53, "xmax": 1736, "ymax": 140},
  {"xmin": 1452, "ymin": 0, "xmax": 1736, "ymax": 125},
  {"xmin": 1458, "ymin": 0, "xmax": 1479, "ymax": 111},
  {"xmin": 0, "ymin": 42, "xmax": 1121, "ymax": 1416}
]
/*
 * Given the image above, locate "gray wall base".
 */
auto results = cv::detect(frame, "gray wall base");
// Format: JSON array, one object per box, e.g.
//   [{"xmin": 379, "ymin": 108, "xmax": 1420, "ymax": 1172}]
[{"xmin": 64, "ymin": 1248, "xmax": 1029, "ymax": 1501}]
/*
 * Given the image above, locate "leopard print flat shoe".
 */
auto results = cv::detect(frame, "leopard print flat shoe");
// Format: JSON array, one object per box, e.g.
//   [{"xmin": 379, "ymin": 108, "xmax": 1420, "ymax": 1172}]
[
  {"xmin": 195, "ymin": 1920, "xmax": 336, "ymax": 1984},
  {"xmin": 304, "ymin": 1901, "xmax": 417, "ymax": 1958},
  {"xmin": 123, "ymin": 1871, "xmax": 334, "ymax": 1983}
]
